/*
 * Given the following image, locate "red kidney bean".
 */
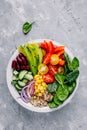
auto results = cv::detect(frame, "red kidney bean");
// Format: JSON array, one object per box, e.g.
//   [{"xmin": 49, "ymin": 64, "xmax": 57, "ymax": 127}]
[{"xmin": 12, "ymin": 60, "xmax": 17, "ymax": 69}]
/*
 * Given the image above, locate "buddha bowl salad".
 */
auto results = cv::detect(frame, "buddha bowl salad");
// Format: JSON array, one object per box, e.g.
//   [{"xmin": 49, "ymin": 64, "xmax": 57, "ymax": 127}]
[{"xmin": 11, "ymin": 40, "xmax": 79, "ymax": 108}]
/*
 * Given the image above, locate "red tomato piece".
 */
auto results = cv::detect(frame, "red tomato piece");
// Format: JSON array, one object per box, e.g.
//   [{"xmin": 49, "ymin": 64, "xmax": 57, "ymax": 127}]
[
  {"xmin": 58, "ymin": 59, "xmax": 65, "ymax": 66},
  {"xmin": 40, "ymin": 40, "xmax": 48, "ymax": 52},
  {"xmin": 57, "ymin": 49, "xmax": 65, "ymax": 57},
  {"xmin": 43, "ymin": 53, "xmax": 51, "ymax": 64},
  {"xmin": 54, "ymin": 46, "xmax": 64, "ymax": 53},
  {"xmin": 48, "ymin": 41, "xmax": 54, "ymax": 54},
  {"xmin": 48, "ymin": 64, "xmax": 58, "ymax": 76},
  {"xmin": 43, "ymin": 73, "xmax": 54, "ymax": 83}
]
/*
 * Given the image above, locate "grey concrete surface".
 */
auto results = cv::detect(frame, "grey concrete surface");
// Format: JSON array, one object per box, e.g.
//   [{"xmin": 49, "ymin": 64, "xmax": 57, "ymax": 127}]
[{"xmin": 0, "ymin": 0, "xmax": 87, "ymax": 130}]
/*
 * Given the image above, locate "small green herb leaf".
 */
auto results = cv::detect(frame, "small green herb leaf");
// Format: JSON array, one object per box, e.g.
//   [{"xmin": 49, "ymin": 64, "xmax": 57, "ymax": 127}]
[
  {"xmin": 54, "ymin": 94, "xmax": 63, "ymax": 105},
  {"xmin": 71, "ymin": 57, "xmax": 79, "ymax": 69},
  {"xmin": 47, "ymin": 81, "xmax": 58, "ymax": 93},
  {"xmin": 66, "ymin": 69, "xmax": 79, "ymax": 84},
  {"xmin": 55, "ymin": 73, "xmax": 65, "ymax": 85},
  {"xmin": 22, "ymin": 22, "xmax": 34, "ymax": 34},
  {"xmin": 56, "ymin": 85, "xmax": 69, "ymax": 101},
  {"xmin": 64, "ymin": 53, "xmax": 79, "ymax": 71},
  {"xmin": 48, "ymin": 101, "xmax": 57, "ymax": 108}
]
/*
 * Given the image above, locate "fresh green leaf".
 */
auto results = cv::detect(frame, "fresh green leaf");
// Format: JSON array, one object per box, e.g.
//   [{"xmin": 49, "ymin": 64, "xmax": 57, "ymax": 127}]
[
  {"xmin": 48, "ymin": 101, "xmax": 57, "ymax": 108},
  {"xmin": 22, "ymin": 22, "xmax": 34, "ymax": 34},
  {"xmin": 55, "ymin": 73, "xmax": 65, "ymax": 85},
  {"xmin": 54, "ymin": 94, "xmax": 63, "ymax": 105},
  {"xmin": 68, "ymin": 82, "xmax": 76, "ymax": 94},
  {"xmin": 47, "ymin": 81, "xmax": 58, "ymax": 93},
  {"xmin": 64, "ymin": 53, "xmax": 71, "ymax": 69},
  {"xmin": 64, "ymin": 64, "xmax": 69, "ymax": 74},
  {"xmin": 64, "ymin": 53, "xmax": 79, "ymax": 71},
  {"xmin": 66, "ymin": 69, "xmax": 79, "ymax": 84},
  {"xmin": 56, "ymin": 85, "xmax": 69, "ymax": 101},
  {"xmin": 71, "ymin": 57, "xmax": 79, "ymax": 69}
]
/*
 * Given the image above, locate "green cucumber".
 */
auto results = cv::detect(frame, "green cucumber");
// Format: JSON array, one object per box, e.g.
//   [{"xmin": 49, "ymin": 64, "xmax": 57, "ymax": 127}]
[
  {"xmin": 12, "ymin": 75, "xmax": 18, "ymax": 81},
  {"xmin": 13, "ymin": 70, "xmax": 19, "ymax": 76},
  {"xmin": 22, "ymin": 79, "xmax": 28, "ymax": 83},
  {"xmin": 19, "ymin": 70, "xmax": 28, "ymax": 80},
  {"xmin": 11, "ymin": 80, "xmax": 17, "ymax": 86},
  {"xmin": 15, "ymin": 84, "xmax": 22, "ymax": 91},
  {"xmin": 27, "ymin": 71, "xmax": 32, "ymax": 75},
  {"xmin": 24, "ymin": 74, "xmax": 33, "ymax": 80},
  {"xmin": 18, "ymin": 81, "xmax": 26, "ymax": 87}
]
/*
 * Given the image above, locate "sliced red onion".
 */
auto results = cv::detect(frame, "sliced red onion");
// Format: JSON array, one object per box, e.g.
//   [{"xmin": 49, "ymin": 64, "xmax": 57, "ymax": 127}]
[{"xmin": 20, "ymin": 80, "xmax": 35, "ymax": 103}]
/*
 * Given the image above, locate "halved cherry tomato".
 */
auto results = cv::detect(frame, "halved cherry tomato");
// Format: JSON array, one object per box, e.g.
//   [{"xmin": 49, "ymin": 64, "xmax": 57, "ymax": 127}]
[
  {"xmin": 48, "ymin": 41, "xmax": 54, "ymax": 54},
  {"xmin": 54, "ymin": 46, "xmax": 64, "ymax": 53},
  {"xmin": 40, "ymin": 40, "xmax": 48, "ymax": 52},
  {"xmin": 58, "ymin": 66, "xmax": 64, "ymax": 74},
  {"xmin": 48, "ymin": 64, "xmax": 58, "ymax": 76},
  {"xmin": 43, "ymin": 53, "xmax": 51, "ymax": 64},
  {"xmin": 38, "ymin": 64, "xmax": 48, "ymax": 74},
  {"xmin": 43, "ymin": 73, "xmax": 54, "ymax": 83},
  {"xmin": 50, "ymin": 54, "xmax": 59, "ymax": 65}
]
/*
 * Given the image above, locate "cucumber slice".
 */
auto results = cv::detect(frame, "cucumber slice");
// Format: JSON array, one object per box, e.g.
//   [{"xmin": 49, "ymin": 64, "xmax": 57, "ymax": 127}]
[
  {"xmin": 22, "ymin": 79, "xmax": 28, "ymax": 83},
  {"xmin": 13, "ymin": 70, "xmax": 19, "ymax": 76},
  {"xmin": 18, "ymin": 81, "xmax": 26, "ymax": 87},
  {"xmin": 15, "ymin": 84, "xmax": 22, "ymax": 91},
  {"xmin": 11, "ymin": 80, "xmax": 17, "ymax": 86},
  {"xmin": 27, "ymin": 71, "xmax": 32, "ymax": 75},
  {"xmin": 12, "ymin": 75, "xmax": 18, "ymax": 81},
  {"xmin": 19, "ymin": 70, "xmax": 28, "ymax": 80},
  {"xmin": 24, "ymin": 74, "xmax": 33, "ymax": 80}
]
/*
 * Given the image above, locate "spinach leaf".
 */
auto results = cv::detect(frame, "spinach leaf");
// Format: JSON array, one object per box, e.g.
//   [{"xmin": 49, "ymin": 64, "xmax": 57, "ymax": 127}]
[
  {"xmin": 48, "ymin": 101, "xmax": 57, "ymax": 108},
  {"xmin": 22, "ymin": 22, "xmax": 34, "ymax": 34},
  {"xmin": 54, "ymin": 94, "xmax": 63, "ymax": 105},
  {"xmin": 56, "ymin": 85, "xmax": 69, "ymax": 101},
  {"xmin": 64, "ymin": 53, "xmax": 72, "ymax": 70},
  {"xmin": 68, "ymin": 82, "xmax": 76, "ymax": 94},
  {"xmin": 64, "ymin": 53, "xmax": 79, "ymax": 71},
  {"xmin": 66, "ymin": 69, "xmax": 79, "ymax": 84},
  {"xmin": 71, "ymin": 57, "xmax": 79, "ymax": 69},
  {"xmin": 55, "ymin": 73, "xmax": 65, "ymax": 86},
  {"xmin": 64, "ymin": 64, "xmax": 69, "ymax": 74},
  {"xmin": 47, "ymin": 81, "xmax": 58, "ymax": 93}
]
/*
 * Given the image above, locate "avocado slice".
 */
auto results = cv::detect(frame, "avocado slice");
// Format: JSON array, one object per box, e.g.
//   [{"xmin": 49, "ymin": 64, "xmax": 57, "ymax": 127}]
[
  {"xmin": 24, "ymin": 46, "xmax": 36, "ymax": 76},
  {"xmin": 31, "ymin": 43, "xmax": 43, "ymax": 65},
  {"xmin": 30, "ymin": 44, "xmax": 39, "ymax": 66},
  {"xmin": 18, "ymin": 45, "xmax": 27, "ymax": 57},
  {"xmin": 25, "ymin": 43, "xmax": 38, "ymax": 74}
]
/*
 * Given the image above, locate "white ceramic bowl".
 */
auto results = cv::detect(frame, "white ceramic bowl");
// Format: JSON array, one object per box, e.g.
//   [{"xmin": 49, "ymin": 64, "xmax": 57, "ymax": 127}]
[{"xmin": 6, "ymin": 39, "xmax": 79, "ymax": 113}]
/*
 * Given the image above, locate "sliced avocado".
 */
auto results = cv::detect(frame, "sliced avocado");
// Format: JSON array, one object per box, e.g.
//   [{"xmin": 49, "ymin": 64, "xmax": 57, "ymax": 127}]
[
  {"xmin": 25, "ymin": 43, "xmax": 38, "ymax": 74},
  {"xmin": 24, "ymin": 46, "xmax": 36, "ymax": 75},
  {"xmin": 18, "ymin": 45, "xmax": 27, "ymax": 57},
  {"xmin": 31, "ymin": 43, "xmax": 43, "ymax": 65},
  {"xmin": 29, "ymin": 44, "xmax": 39, "ymax": 66}
]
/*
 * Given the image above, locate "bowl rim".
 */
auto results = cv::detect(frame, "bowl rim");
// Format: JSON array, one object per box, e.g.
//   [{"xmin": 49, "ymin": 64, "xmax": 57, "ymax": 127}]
[{"xmin": 6, "ymin": 39, "xmax": 79, "ymax": 113}]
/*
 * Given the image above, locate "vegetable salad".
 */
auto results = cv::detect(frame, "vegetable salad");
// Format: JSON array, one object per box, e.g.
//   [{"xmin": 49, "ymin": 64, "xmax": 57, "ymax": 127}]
[{"xmin": 11, "ymin": 40, "xmax": 79, "ymax": 108}]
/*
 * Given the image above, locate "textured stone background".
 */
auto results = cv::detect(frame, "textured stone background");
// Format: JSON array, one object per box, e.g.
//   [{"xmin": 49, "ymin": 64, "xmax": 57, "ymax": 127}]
[{"xmin": 0, "ymin": 0, "xmax": 87, "ymax": 130}]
